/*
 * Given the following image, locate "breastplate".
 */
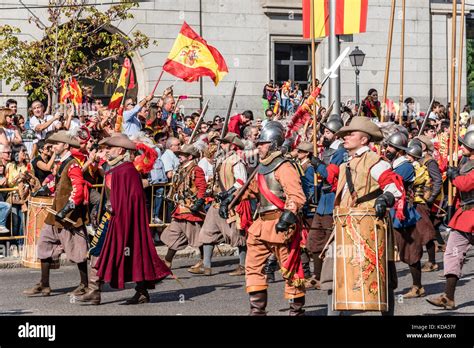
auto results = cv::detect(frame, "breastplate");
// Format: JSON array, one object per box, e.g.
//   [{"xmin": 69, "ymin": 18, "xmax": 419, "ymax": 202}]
[{"xmin": 257, "ymin": 171, "xmax": 286, "ymax": 214}]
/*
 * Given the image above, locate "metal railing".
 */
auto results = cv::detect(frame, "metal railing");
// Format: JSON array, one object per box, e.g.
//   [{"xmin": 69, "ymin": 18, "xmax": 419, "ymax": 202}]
[{"xmin": 0, "ymin": 183, "xmax": 173, "ymax": 242}]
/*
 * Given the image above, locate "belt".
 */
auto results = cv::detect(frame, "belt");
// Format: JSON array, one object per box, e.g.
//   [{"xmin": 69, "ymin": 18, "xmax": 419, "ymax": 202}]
[{"xmin": 258, "ymin": 210, "xmax": 281, "ymax": 221}]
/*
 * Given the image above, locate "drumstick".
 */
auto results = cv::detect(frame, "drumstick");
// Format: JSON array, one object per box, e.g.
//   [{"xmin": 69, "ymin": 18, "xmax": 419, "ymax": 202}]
[
  {"xmin": 319, "ymin": 230, "xmax": 335, "ymax": 260},
  {"xmin": 45, "ymin": 207, "xmax": 77, "ymax": 225}
]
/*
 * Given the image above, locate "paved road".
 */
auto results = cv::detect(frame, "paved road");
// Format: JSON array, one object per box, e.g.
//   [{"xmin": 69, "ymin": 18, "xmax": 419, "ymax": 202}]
[{"xmin": 0, "ymin": 249, "xmax": 473, "ymax": 316}]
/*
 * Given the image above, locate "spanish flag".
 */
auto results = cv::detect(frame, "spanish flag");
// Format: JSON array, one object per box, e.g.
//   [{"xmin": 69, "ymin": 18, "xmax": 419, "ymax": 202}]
[
  {"xmin": 163, "ymin": 22, "xmax": 228, "ymax": 86},
  {"xmin": 68, "ymin": 78, "xmax": 83, "ymax": 108},
  {"xmin": 59, "ymin": 80, "xmax": 71, "ymax": 104},
  {"xmin": 303, "ymin": 0, "xmax": 368, "ymax": 38}
]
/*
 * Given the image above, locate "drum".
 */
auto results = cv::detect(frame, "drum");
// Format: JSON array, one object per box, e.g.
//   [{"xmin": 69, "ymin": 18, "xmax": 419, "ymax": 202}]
[
  {"xmin": 22, "ymin": 196, "xmax": 59, "ymax": 269},
  {"xmin": 333, "ymin": 207, "xmax": 388, "ymax": 312}
]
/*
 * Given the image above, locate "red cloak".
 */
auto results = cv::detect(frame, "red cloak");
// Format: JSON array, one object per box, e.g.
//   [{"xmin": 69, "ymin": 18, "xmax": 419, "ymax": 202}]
[{"xmin": 95, "ymin": 161, "xmax": 171, "ymax": 289}]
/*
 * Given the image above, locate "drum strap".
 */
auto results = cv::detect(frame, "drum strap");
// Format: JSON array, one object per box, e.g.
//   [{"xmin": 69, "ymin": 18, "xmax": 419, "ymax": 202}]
[{"xmin": 345, "ymin": 165, "xmax": 383, "ymax": 206}]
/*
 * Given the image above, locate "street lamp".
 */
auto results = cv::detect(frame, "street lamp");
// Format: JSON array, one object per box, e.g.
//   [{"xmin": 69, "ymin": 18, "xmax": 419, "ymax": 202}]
[{"xmin": 349, "ymin": 46, "xmax": 366, "ymax": 105}]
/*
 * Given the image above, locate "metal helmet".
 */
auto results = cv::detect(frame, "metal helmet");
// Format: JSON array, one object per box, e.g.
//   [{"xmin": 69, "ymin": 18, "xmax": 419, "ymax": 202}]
[
  {"xmin": 395, "ymin": 125, "xmax": 410, "ymax": 139},
  {"xmin": 459, "ymin": 130, "xmax": 474, "ymax": 151},
  {"xmin": 406, "ymin": 144, "xmax": 423, "ymax": 159},
  {"xmin": 386, "ymin": 132, "xmax": 409, "ymax": 152},
  {"xmin": 467, "ymin": 124, "xmax": 474, "ymax": 133},
  {"xmin": 322, "ymin": 116, "xmax": 343, "ymax": 134},
  {"xmin": 408, "ymin": 138, "xmax": 423, "ymax": 149},
  {"xmin": 327, "ymin": 114, "xmax": 341, "ymax": 122},
  {"xmin": 262, "ymin": 120, "xmax": 284, "ymax": 132},
  {"xmin": 256, "ymin": 124, "xmax": 285, "ymax": 151}
]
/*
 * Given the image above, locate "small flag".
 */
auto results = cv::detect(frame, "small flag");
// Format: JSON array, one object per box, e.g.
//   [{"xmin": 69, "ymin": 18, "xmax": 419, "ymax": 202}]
[
  {"xmin": 68, "ymin": 78, "xmax": 83, "ymax": 108},
  {"xmin": 59, "ymin": 80, "xmax": 71, "ymax": 104},
  {"xmin": 109, "ymin": 58, "xmax": 132, "ymax": 110},
  {"xmin": 163, "ymin": 22, "xmax": 228, "ymax": 86}
]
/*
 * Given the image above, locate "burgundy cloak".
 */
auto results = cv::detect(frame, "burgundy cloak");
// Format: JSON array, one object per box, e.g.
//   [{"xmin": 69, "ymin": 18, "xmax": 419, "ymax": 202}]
[{"xmin": 95, "ymin": 161, "xmax": 171, "ymax": 289}]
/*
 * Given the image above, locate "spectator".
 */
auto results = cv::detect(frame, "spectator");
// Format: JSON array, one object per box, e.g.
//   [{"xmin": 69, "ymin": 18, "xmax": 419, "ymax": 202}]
[
  {"xmin": 31, "ymin": 140, "xmax": 54, "ymax": 185},
  {"xmin": 161, "ymin": 137, "xmax": 180, "ymax": 180},
  {"xmin": 0, "ymin": 108, "xmax": 22, "ymax": 146},
  {"xmin": 16, "ymin": 115, "xmax": 27, "ymax": 133},
  {"xmin": 6, "ymin": 98, "xmax": 17, "ymax": 116},
  {"xmin": 0, "ymin": 144, "xmax": 12, "ymax": 167},
  {"xmin": 261, "ymin": 109, "xmax": 274, "ymax": 128},
  {"xmin": 200, "ymin": 122, "xmax": 210, "ymax": 135},
  {"xmin": 0, "ymin": 163, "xmax": 11, "ymax": 235},
  {"xmin": 213, "ymin": 115, "xmax": 222, "ymax": 125},
  {"xmin": 29, "ymin": 100, "xmax": 61, "ymax": 141},
  {"xmin": 428, "ymin": 101, "xmax": 441, "ymax": 121},
  {"xmin": 242, "ymin": 125, "xmax": 259, "ymax": 150},
  {"xmin": 262, "ymin": 80, "xmax": 276, "ymax": 114},
  {"xmin": 281, "ymin": 80, "xmax": 291, "ymax": 117},
  {"xmin": 360, "ymin": 88, "xmax": 381, "ymax": 120},
  {"xmin": 228, "ymin": 110, "xmax": 254, "ymax": 137},
  {"xmin": 122, "ymin": 94, "xmax": 153, "ymax": 137}
]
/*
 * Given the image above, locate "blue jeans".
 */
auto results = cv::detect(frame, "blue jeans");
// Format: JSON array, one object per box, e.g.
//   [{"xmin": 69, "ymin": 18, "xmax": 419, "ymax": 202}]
[
  {"xmin": 0, "ymin": 202, "xmax": 11, "ymax": 227},
  {"xmin": 153, "ymin": 187, "xmax": 164, "ymax": 220}
]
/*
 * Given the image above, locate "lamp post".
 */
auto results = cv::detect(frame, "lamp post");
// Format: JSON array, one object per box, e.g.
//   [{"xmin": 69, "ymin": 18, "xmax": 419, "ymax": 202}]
[{"xmin": 349, "ymin": 46, "xmax": 366, "ymax": 105}]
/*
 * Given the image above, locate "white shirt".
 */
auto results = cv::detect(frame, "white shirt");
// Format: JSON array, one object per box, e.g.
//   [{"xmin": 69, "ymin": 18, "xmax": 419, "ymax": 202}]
[
  {"xmin": 161, "ymin": 149, "xmax": 179, "ymax": 174},
  {"xmin": 198, "ymin": 157, "xmax": 214, "ymax": 182},
  {"xmin": 30, "ymin": 115, "xmax": 61, "ymax": 141},
  {"xmin": 69, "ymin": 118, "xmax": 81, "ymax": 131}
]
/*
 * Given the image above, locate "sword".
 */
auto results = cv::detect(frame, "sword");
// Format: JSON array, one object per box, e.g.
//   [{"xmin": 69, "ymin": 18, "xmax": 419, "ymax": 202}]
[
  {"xmin": 321, "ymin": 47, "xmax": 351, "ymax": 87},
  {"xmin": 45, "ymin": 207, "xmax": 78, "ymax": 225}
]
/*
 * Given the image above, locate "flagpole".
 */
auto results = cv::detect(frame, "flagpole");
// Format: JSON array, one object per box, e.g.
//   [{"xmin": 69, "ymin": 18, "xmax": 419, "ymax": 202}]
[
  {"xmin": 453, "ymin": 0, "xmax": 465, "ymax": 202},
  {"xmin": 447, "ymin": 0, "xmax": 457, "ymax": 219},
  {"xmin": 310, "ymin": 0, "xmax": 319, "ymax": 205},
  {"xmin": 381, "ymin": 0, "xmax": 396, "ymax": 123},
  {"xmin": 114, "ymin": 58, "xmax": 132, "ymax": 133},
  {"xmin": 151, "ymin": 70, "xmax": 164, "ymax": 97},
  {"xmin": 398, "ymin": 0, "xmax": 406, "ymax": 125}
]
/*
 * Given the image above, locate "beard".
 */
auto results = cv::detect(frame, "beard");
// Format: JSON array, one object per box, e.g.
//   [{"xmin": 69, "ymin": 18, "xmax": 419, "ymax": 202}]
[{"xmin": 322, "ymin": 138, "xmax": 332, "ymax": 148}]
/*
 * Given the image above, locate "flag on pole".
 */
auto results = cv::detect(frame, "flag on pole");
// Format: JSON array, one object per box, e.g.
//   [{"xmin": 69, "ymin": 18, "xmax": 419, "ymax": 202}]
[
  {"xmin": 108, "ymin": 58, "xmax": 132, "ymax": 110},
  {"xmin": 163, "ymin": 22, "xmax": 228, "ymax": 86},
  {"xmin": 303, "ymin": 0, "xmax": 368, "ymax": 38},
  {"xmin": 68, "ymin": 78, "xmax": 83, "ymax": 108},
  {"xmin": 59, "ymin": 80, "xmax": 71, "ymax": 104}
]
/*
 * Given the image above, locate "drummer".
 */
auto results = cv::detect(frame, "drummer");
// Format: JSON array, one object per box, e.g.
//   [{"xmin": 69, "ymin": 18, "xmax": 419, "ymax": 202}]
[
  {"xmin": 327, "ymin": 117, "xmax": 405, "ymax": 316},
  {"xmin": 23, "ymin": 131, "xmax": 90, "ymax": 298}
]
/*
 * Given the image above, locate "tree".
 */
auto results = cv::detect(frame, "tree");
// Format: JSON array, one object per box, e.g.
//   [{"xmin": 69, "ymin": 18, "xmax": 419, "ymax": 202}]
[{"xmin": 0, "ymin": 0, "xmax": 152, "ymax": 106}]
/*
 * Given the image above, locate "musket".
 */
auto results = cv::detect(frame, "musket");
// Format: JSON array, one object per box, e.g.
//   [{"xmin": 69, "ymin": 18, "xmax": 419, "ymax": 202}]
[
  {"xmin": 417, "ymin": 97, "xmax": 435, "ymax": 137},
  {"xmin": 187, "ymin": 99, "xmax": 209, "ymax": 144}
]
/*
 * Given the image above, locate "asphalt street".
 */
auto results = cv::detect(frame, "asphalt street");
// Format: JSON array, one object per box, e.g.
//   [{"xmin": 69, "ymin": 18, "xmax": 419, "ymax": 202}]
[{"xmin": 0, "ymin": 249, "xmax": 473, "ymax": 316}]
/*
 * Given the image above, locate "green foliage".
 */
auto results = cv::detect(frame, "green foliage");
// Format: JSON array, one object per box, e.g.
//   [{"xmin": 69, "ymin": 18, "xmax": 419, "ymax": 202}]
[
  {"xmin": 466, "ymin": 38, "xmax": 474, "ymax": 107},
  {"xmin": 0, "ymin": 0, "xmax": 152, "ymax": 102}
]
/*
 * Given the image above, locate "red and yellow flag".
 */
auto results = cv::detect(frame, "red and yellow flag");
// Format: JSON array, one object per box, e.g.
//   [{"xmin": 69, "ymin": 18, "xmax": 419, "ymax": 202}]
[
  {"xmin": 68, "ymin": 78, "xmax": 83, "ymax": 107},
  {"xmin": 303, "ymin": 0, "xmax": 368, "ymax": 38},
  {"xmin": 59, "ymin": 80, "xmax": 71, "ymax": 104},
  {"xmin": 163, "ymin": 22, "xmax": 228, "ymax": 86},
  {"xmin": 108, "ymin": 58, "xmax": 132, "ymax": 110}
]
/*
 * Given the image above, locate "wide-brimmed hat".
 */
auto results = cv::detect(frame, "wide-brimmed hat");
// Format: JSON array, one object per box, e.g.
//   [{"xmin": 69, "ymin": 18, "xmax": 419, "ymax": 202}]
[
  {"xmin": 219, "ymin": 132, "xmax": 244, "ymax": 150},
  {"xmin": 175, "ymin": 144, "xmax": 199, "ymax": 158},
  {"xmin": 99, "ymin": 133, "xmax": 136, "ymax": 150},
  {"xmin": 335, "ymin": 116, "xmax": 383, "ymax": 142},
  {"xmin": 296, "ymin": 141, "xmax": 314, "ymax": 153},
  {"xmin": 46, "ymin": 130, "xmax": 81, "ymax": 148},
  {"xmin": 416, "ymin": 135, "xmax": 434, "ymax": 153}
]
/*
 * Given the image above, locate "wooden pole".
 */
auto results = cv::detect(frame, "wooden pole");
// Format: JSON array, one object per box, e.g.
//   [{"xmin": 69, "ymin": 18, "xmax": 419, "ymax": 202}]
[
  {"xmin": 398, "ymin": 0, "xmax": 406, "ymax": 125},
  {"xmin": 151, "ymin": 70, "xmax": 164, "ymax": 96},
  {"xmin": 448, "ymin": 0, "xmax": 457, "ymax": 211},
  {"xmin": 310, "ymin": 0, "xmax": 318, "ymax": 204},
  {"xmin": 381, "ymin": 0, "xmax": 396, "ymax": 123},
  {"xmin": 454, "ymin": 0, "xmax": 465, "ymax": 168}
]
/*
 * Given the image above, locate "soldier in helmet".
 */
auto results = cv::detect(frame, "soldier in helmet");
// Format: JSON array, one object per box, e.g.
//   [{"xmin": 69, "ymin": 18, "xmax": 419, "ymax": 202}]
[
  {"xmin": 385, "ymin": 132, "xmax": 427, "ymax": 299},
  {"xmin": 229, "ymin": 123, "xmax": 307, "ymax": 315},
  {"xmin": 306, "ymin": 115, "xmax": 346, "ymax": 289},
  {"xmin": 427, "ymin": 131, "xmax": 474, "ymax": 310}
]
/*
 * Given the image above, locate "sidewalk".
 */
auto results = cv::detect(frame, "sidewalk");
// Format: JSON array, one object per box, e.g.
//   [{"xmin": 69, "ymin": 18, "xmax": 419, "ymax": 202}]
[{"xmin": 0, "ymin": 244, "xmax": 238, "ymax": 269}]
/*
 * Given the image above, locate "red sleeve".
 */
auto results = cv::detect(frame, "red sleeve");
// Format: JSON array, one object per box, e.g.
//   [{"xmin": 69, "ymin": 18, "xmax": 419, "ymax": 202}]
[
  {"xmin": 453, "ymin": 170, "xmax": 474, "ymax": 193},
  {"xmin": 194, "ymin": 166, "xmax": 207, "ymax": 199},
  {"xmin": 326, "ymin": 163, "xmax": 339, "ymax": 186},
  {"xmin": 68, "ymin": 162, "xmax": 85, "ymax": 205}
]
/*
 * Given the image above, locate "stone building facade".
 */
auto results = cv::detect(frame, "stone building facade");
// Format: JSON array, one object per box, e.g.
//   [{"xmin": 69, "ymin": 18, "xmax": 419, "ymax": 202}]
[{"xmin": 0, "ymin": 0, "xmax": 470, "ymax": 118}]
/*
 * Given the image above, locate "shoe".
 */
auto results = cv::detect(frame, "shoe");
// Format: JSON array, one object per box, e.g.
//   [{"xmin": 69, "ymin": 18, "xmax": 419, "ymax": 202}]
[
  {"xmin": 68, "ymin": 283, "xmax": 89, "ymax": 296},
  {"xmin": 426, "ymin": 293, "xmax": 455, "ymax": 310},
  {"xmin": 229, "ymin": 265, "xmax": 245, "ymax": 276},
  {"xmin": 75, "ymin": 290, "xmax": 101, "ymax": 305},
  {"xmin": 0, "ymin": 225, "xmax": 9, "ymax": 234},
  {"xmin": 188, "ymin": 266, "xmax": 212, "ymax": 275},
  {"xmin": 403, "ymin": 286, "xmax": 426, "ymax": 298},
  {"xmin": 422, "ymin": 262, "xmax": 439, "ymax": 272},
  {"xmin": 289, "ymin": 296, "xmax": 306, "ymax": 316},
  {"xmin": 23, "ymin": 283, "xmax": 51, "ymax": 297},
  {"xmin": 187, "ymin": 260, "xmax": 203, "ymax": 272},
  {"xmin": 125, "ymin": 291, "xmax": 150, "ymax": 305},
  {"xmin": 152, "ymin": 217, "xmax": 164, "ymax": 225}
]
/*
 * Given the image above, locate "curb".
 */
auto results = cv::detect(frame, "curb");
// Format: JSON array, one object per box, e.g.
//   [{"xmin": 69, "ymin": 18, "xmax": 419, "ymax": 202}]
[{"xmin": 0, "ymin": 244, "xmax": 238, "ymax": 270}]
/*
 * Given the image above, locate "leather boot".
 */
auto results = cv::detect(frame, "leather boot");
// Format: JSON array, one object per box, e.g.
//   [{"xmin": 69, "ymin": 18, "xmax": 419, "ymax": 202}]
[
  {"xmin": 289, "ymin": 296, "xmax": 305, "ymax": 316},
  {"xmin": 23, "ymin": 283, "xmax": 51, "ymax": 297},
  {"xmin": 75, "ymin": 268, "xmax": 101, "ymax": 305},
  {"xmin": 249, "ymin": 290, "xmax": 267, "ymax": 316}
]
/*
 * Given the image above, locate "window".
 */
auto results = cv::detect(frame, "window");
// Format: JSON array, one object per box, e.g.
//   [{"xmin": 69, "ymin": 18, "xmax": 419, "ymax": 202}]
[{"xmin": 274, "ymin": 43, "xmax": 310, "ymax": 91}]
